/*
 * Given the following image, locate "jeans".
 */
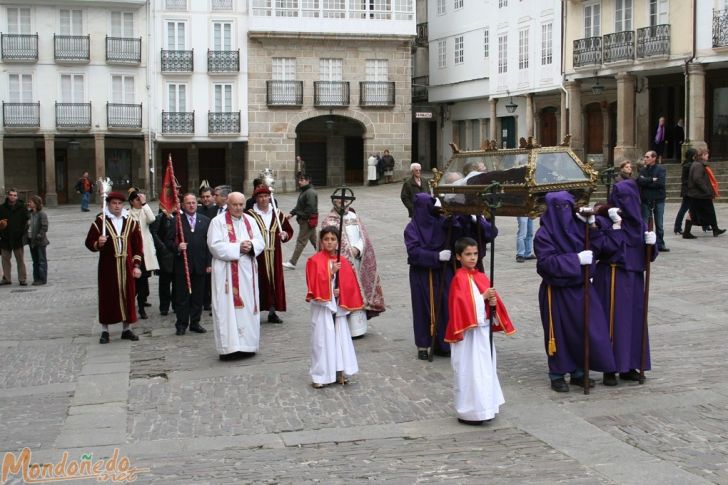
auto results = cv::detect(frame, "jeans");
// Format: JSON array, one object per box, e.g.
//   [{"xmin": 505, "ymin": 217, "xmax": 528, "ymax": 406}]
[
  {"xmin": 641, "ymin": 200, "xmax": 665, "ymax": 248},
  {"xmin": 516, "ymin": 217, "xmax": 534, "ymax": 257},
  {"xmin": 289, "ymin": 220, "xmax": 317, "ymax": 265},
  {"xmin": 29, "ymin": 245, "xmax": 47, "ymax": 283},
  {"xmin": 81, "ymin": 191, "xmax": 90, "ymax": 211},
  {"xmin": 674, "ymin": 197, "xmax": 690, "ymax": 232},
  {"xmin": 1, "ymin": 247, "xmax": 27, "ymax": 283}
]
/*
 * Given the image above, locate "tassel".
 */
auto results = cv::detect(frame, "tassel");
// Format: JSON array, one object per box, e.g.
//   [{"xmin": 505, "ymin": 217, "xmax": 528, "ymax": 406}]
[{"xmin": 548, "ymin": 338, "xmax": 556, "ymax": 356}]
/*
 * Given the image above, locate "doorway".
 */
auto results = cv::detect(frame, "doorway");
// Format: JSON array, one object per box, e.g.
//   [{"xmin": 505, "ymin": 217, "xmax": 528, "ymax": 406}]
[
  {"xmin": 585, "ymin": 103, "xmax": 603, "ymax": 155},
  {"xmin": 540, "ymin": 107, "xmax": 558, "ymax": 146},
  {"xmin": 198, "ymin": 148, "xmax": 226, "ymax": 188},
  {"xmin": 500, "ymin": 116, "xmax": 516, "ymax": 148},
  {"xmin": 344, "ymin": 137, "xmax": 363, "ymax": 184}
]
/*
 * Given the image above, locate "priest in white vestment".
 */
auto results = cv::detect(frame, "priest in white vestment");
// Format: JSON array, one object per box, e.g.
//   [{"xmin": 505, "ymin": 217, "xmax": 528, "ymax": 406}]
[{"xmin": 208, "ymin": 192, "xmax": 265, "ymax": 358}]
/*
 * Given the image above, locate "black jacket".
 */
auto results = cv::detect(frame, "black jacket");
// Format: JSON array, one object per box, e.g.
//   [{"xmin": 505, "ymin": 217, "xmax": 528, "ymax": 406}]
[
  {"xmin": 165, "ymin": 212, "xmax": 212, "ymax": 275},
  {"xmin": 197, "ymin": 203, "xmax": 218, "ymax": 220},
  {"xmin": 290, "ymin": 184, "xmax": 318, "ymax": 222},
  {"xmin": 0, "ymin": 199, "xmax": 29, "ymax": 250},
  {"xmin": 637, "ymin": 163, "xmax": 666, "ymax": 202}
]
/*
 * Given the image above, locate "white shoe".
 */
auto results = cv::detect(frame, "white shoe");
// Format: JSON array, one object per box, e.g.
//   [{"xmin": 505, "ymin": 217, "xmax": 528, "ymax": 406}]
[{"xmin": 282, "ymin": 261, "xmax": 296, "ymax": 270}]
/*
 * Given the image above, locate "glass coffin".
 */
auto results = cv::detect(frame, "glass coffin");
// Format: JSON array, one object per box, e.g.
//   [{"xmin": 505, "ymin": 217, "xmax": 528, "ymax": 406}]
[{"xmin": 431, "ymin": 140, "xmax": 597, "ymax": 218}]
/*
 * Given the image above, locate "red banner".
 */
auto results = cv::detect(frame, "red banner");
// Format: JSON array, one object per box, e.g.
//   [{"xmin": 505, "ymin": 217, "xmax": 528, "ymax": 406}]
[{"xmin": 159, "ymin": 154, "xmax": 179, "ymax": 215}]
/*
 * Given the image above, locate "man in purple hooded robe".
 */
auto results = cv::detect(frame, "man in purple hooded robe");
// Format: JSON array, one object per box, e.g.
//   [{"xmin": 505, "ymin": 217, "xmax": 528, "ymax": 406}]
[
  {"xmin": 593, "ymin": 179, "xmax": 658, "ymax": 386},
  {"xmin": 534, "ymin": 191, "xmax": 616, "ymax": 393},
  {"xmin": 405, "ymin": 193, "xmax": 452, "ymax": 360}
]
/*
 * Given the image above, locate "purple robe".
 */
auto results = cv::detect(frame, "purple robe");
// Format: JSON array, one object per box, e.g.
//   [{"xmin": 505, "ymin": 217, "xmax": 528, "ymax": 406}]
[
  {"xmin": 451, "ymin": 215, "xmax": 497, "ymax": 273},
  {"xmin": 593, "ymin": 180, "xmax": 658, "ymax": 372},
  {"xmin": 534, "ymin": 191, "xmax": 616, "ymax": 375}
]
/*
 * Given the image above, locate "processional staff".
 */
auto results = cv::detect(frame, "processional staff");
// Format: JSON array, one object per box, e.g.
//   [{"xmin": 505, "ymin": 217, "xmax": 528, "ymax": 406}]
[
  {"xmin": 479, "ymin": 182, "xmax": 504, "ymax": 362},
  {"xmin": 96, "ymin": 177, "xmax": 113, "ymax": 237}
]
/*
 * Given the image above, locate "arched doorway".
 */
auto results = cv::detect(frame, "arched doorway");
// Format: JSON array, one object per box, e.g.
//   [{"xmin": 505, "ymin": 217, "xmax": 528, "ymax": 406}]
[
  {"xmin": 585, "ymin": 102, "xmax": 603, "ymax": 158},
  {"xmin": 540, "ymin": 107, "xmax": 558, "ymax": 146},
  {"xmin": 295, "ymin": 115, "xmax": 366, "ymax": 187}
]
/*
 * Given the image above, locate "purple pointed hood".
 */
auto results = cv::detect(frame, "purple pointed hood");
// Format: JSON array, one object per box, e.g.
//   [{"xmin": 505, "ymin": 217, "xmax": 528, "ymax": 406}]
[
  {"xmin": 411, "ymin": 193, "xmax": 447, "ymax": 250},
  {"xmin": 608, "ymin": 179, "xmax": 645, "ymax": 244},
  {"xmin": 539, "ymin": 191, "xmax": 582, "ymax": 253}
]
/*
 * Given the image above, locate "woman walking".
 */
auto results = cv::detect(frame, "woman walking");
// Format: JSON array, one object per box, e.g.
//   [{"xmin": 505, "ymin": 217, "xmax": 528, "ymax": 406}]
[
  {"xmin": 684, "ymin": 147, "xmax": 726, "ymax": 238},
  {"xmin": 27, "ymin": 195, "xmax": 49, "ymax": 285},
  {"xmin": 673, "ymin": 148, "xmax": 697, "ymax": 235}
]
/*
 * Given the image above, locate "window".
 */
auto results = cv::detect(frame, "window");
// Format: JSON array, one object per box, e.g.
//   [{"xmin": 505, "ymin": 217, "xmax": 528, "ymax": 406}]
[
  {"xmin": 212, "ymin": 22, "xmax": 232, "ymax": 50},
  {"xmin": 6, "ymin": 7, "xmax": 31, "ymax": 34},
  {"xmin": 319, "ymin": 58, "xmax": 343, "ymax": 81},
  {"xmin": 454, "ymin": 35, "xmax": 464, "ymax": 64},
  {"xmin": 615, "ymin": 0, "xmax": 632, "ymax": 32},
  {"xmin": 366, "ymin": 59, "xmax": 388, "ymax": 81},
  {"xmin": 436, "ymin": 0, "xmax": 445, "ymax": 15},
  {"xmin": 301, "ymin": 0, "xmax": 320, "ymax": 17},
  {"xmin": 61, "ymin": 74, "xmax": 84, "ymax": 103},
  {"xmin": 394, "ymin": 0, "xmax": 413, "ymax": 20},
  {"xmin": 276, "ymin": 0, "xmax": 299, "ymax": 17},
  {"xmin": 498, "ymin": 34, "xmax": 507, "ymax": 73},
  {"xmin": 518, "ymin": 28, "xmax": 528, "ymax": 69},
  {"xmin": 214, "ymin": 84, "xmax": 232, "ymax": 111},
  {"xmin": 111, "ymin": 12, "xmax": 133, "ymax": 37},
  {"xmin": 484, "ymin": 29, "xmax": 489, "ymax": 58},
  {"xmin": 168, "ymin": 83, "xmax": 187, "ymax": 111},
  {"xmin": 272, "ymin": 57, "xmax": 296, "ymax": 80},
  {"xmin": 166, "ymin": 21, "xmax": 186, "ymax": 49},
  {"xmin": 541, "ymin": 22, "xmax": 553, "ymax": 65},
  {"xmin": 437, "ymin": 40, "xmax": 446, "ymax": 68},
  {"xmin": 649, "ymin": 0, "xmax": 668, "ymax": 26},
  {"xmin": 499, "ymin": 0, "xmax": 507, "ymax": 7},
  {"xmin": 322, "ymin": 0, "xmax": 346, "ymax": 18},
  {"xmin": 584, "ymin": 3, "xmax": 600, "ymax": 37},
  {"xmin": 8, "ymin": 74, "xmax": 33, "ymax": 102},
  {"xmin": 60, "ymin": 9, "xmax": 83, "ymax": 35},
  {"xmin": 111, "ymin": 75, "xmax": 134, "ymax": 103},
  {"xmin": 454, "ymin": 0, "xmax": 463, "ymax": 10}
]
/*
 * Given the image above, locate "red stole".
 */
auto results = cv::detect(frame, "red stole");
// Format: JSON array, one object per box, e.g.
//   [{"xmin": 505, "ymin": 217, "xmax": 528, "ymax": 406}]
[
  {"xmin": 305, "ymin": 250, "xmax": 364, "ymax": 311},
  {"xmin": 225, "ymin": 211, "xmax": 257, "ymax": 312},
  {"xmin": 445, "ymin": 267, "xmax": 516, "ymax": 343},
  {"xmin": 706, "ymin": 166, "xmax": 720, "ymax": 198}
]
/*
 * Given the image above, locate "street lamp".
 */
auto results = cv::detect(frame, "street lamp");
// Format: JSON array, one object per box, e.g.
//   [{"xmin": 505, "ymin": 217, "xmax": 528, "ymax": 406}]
[
  {"xmin": 592, "ymin": 78, "xmax": 604, "ymax": 95},
  {"xmin": 505, "ymin": 95, "xmax": 518, "ymax": 114}
]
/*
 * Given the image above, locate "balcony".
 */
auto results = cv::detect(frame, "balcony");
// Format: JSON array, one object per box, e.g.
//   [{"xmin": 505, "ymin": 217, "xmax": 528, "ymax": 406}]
[
  {"xmin": 415, "ymin": 22, "xmax": 428, "ymax": 47},
  {"xmin": 714, "ymin": 9, "xmax": 728, "ymax": 47},
  {"xmin": 208, "ymin": 50, "xmax": 239, "ymax": 73},
  {"xmin": 106, "ymin": 37, "xmax": 142, "ymax": 64},
  {"xmin": 636, "ymin": 25, "xmax": 670, "ymax": 60},
  {"xmin": 266, "ymin": 80, "xmax": 304, "ymax": 106},
  {"xmin": 573, "ymin": 36, "xmax": 602, "ymax": 68},
  {"xmin": 56, "ymin": 102, "xmax": 91, "ymax": 129},
  {"xmin": 208, "ymin": 111, "xmax": 240, "ymax": 134},
  {"xmin": 1, "ymin": 33, "xmax": 38, "ymax": 62},
  {"xmin": 162, "ymin": 111, "xmax": 194, "ymax": 134},
  {"xmin": 107, "ymin": 103, "xmax": 142, "ymax": 130},
  {"xmin": 165, "ymin": 0, "xmax": 187, "ymax": 9},
  {"xmin": 211, "ymin": 0, "xmax": 233, "ymax": 9},
  {"xmin": 54, "ymin": 35, "xmax": 90, "ymax": 63},
  {"xmin": 161, "ymin": 49, "xmax": 193, "ymax": 72},
  {"xmin": 412, "ymin": 75, "xmax": 429, "ymax": 103},
  {"xmin": 603, "ymin": 31, "xmax": 634, "ymax": 64},
  {"xmin": 314, "ymin": 81, "xmax": 350, "ymax": 107},
  {"xmin": 2, "ymin": 102, "xmax": 40, "ymax": 128},
  {"xmin": 359, "ymin": 81, "xmax": 395, "ymax": 107}
]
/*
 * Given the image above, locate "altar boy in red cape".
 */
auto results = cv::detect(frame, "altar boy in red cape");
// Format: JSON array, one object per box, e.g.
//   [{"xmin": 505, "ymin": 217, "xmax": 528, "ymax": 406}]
[
  {"xmin": 306, "ymin": 226, "xmax": 364, "ymax": 388},
  {"xmin": 445, "ymin": 237, "xmax": 515, "ymax": 425}
]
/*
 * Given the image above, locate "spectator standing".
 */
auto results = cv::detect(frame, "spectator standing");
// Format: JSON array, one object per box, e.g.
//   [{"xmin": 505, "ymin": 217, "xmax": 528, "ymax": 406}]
[
  {"xmin": 27, "ymin": 195, "xmax": 49, "ymax": 285},
  {"xmin": 653, "ymin": 117, "xmax": 667, "ymax": 164},
  {"xmin": 637, "ymin": 151, "xmax": 669, "ymax": 252},
  {"xmin": 153, "ymin": 211, "xmax": 175, "ymax": 316},
  {"xmin": 673, "ymin": 119, "xmax": 685, "ymax": 159},
  {"xmin": 367, "ymin": 154, "xmax": 379, "ymax": 186},
  {"xmin": 0, "ymin": 189, "xmax": 29, "ymax": 285},
  {"xmin": 128, "ymin": 190, "xmax": 159, "ymax": 319},
  {"xmin": 295, "ymin": 155, "xmax": 306, "ymax": 178},
  {"xmin": 381, "ymin": 149, "xmax": 396, "ymax": 184},
  {"xmin": 284, "ymin": 173, "xmax": 318, "ymax": 269},
  {"xmin": 685, "ymin": 147, "xmax": 726, "ymax": 238},
  {"xmin": 673, "ymin": 148, "xmax": 697, "ymax": 235},
  {"xmin": 515, "ymin": 217, "xmax": 535, "ymax": 263},
  {"xmin": 75, "ymin": 171, "xmax": 93, "ymax": 212},
  {"xmin": 617, "ymin": 160, "xmax": 633, "ymax": 181},
  {"xmin": 400, "ymin": 163, "xmax": 428, "ymax": 218},
  {"xmin": 213, "ymin": 185, "xmax": 231, "ymax": 216}
]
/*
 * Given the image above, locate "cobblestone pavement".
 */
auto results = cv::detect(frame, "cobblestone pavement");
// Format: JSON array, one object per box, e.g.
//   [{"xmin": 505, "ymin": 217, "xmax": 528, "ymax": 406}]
[{"xmin": 1, "ymin": 183, "xmax": 727, "ymax": 484}]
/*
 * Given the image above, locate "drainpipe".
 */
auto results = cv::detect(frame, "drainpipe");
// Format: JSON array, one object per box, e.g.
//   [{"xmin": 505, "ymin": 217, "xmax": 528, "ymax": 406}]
[
  {"xmin": 560, "ymin": 0, "xmax": 569, "ymax": 135},
  {"xmin": 684, "ymin": 0, "xmax": 697, "ymax": 153},
  {"xmin": 146, "ymin": 0, "xmax": 155, "ymax": 198}
]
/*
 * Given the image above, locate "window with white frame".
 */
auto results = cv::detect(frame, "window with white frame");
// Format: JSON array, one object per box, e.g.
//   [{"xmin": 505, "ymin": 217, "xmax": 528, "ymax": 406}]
[
  {"xmin": 214, "ymin": 84, "xmax": 233, "ymax": 112},
  {"xmin": 437, "ymin": 40, "xmax": 446, "ymax": 68},
  {"xmin": 365, "ymin": 59, "xmax": 388, "ymax": 81},
  {"xmin": 518, "ymin": 28, "xmax": 528, "ymax": 69},
  {"xmin": 61, "ymin": 74, "xmax": 84, "ymax": 103},
  {"xmin": 212, "ymin": 0, "xmax": 234, "ymax": 10},
  {"xmin": 649, "ymin": 0, "xmax": 668, "ymax": 25},
  {"xmin": 212, "ymin": 21, "xmax": 232, "ymax": 50},
  {"xmin": 165, "ymin": 0, "xmax": 187, "ymax": 9},
  {"xmin": 166, "ymin": 21, "xmax": 186, "ymax": 49},
  {"xmin": 498, "ymin": 34, "xmax": 507, "ymax": 73},
  {"xmin": 272, "ymin": 58, "xmax": 296, "ymax": 80},
  {"xmin": 319, "ymin": 58, "xmax": 343, "ymax": 81},
  {"xmin": 168, "ymin": 83, "xmax": 187, "ymax": 111},
  {"xmin": 301, "ymin": 0, "xmax": 319, "ymax": 17},
  {"xmin": 276, "ymin": 0, "xmax": 299, "ymax": 17},
  {"xmin": 111, "ymin": 75, "xmax": 134, "ymax": 103},
  {"xmin": 6, "ymin": 7, "xmax": 31, "ymax": 34},
  {"xmin": 111, "ymin": 12, "xmax": 133, "ymax": 37},
  {"xmin": 322, "ymin": 0, "xmax": 346, "ymax": 18},
  {"xmin": 454, "ymin": 0, "xmax": 463, "ymax": 10},
  {"xmin": 615, "ymin": 0, "xmax": 632, "ymax": 32},
  {"xmin": 454, "ymin": 35, "xmax": 464, "ymax": 64},
  {"xmin": 8, "ymin": 74, "xmax": 33, "ymax": 102},
  {"xmin": 499, "ymin": 0, "xmax": 507, "ymax": 7},
  {"xmin": 541, "ymin": 22, "xmax": 553, "ymax": 65},
  {"xmin": 60, "ymin": 9, "xmax": 83, "ymax": 35},
  {"xmin": 252, "ymin": 0, "xmax": 272, "ymax": 16},
  {"xmin": 484, "ymin": 29, "xmax": 489, "ymax": 58},
  {"xmin": 436, "ymin": 0, "xmax": 445, "ymax": 15},
  {"xmin": 393, "ymin": 0, "xmax": 413, "ymax": 20},
  {"xmin": 584, "ymin": 2, "xmax": 600, "ymax": 37}
]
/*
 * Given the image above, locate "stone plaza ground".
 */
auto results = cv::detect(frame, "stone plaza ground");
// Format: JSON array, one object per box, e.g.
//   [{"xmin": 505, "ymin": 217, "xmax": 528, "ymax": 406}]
[{"xmin": 1, "ymin": 183, "xmax": 728, "ymax": 484}]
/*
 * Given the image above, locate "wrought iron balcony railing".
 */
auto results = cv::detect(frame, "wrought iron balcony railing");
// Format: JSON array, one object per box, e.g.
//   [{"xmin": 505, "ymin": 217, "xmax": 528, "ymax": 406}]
[
  {"xmin": 106, "ymin": 37, "xmax": 142, "ymax": 64},
  {"xmin": 360, "ymin": 81, "xmax": 395, "ymax": 107},
  {"xmin": 603, "ymin": 30, "xmax": 634, "ymax": 63},
  {"xmin": 636, "ymin": 24, "xmax": 670, "ymax": 59},
  {"xmin": 412, "ymin": 75, "xmax": 429, "ymax": 102},
  {"xmin": 2, "ymin": 102, "xmax": 40, "ymax": 128},
  {"xmin": 162, "ymin": 111, "xmax": 194, "ymax": 134},
  {"xmin": 713, "ymin": 9, "xmax": 728, "ymax": 47},
  {"xmin": 56, "ymin": 102, "xmax": 91, "ymax": 128},
  {"xmin": 166, "ymin": 0, "xmax": 187, "ymax": 9},
  {"xmin": 266, "ymin": 80, "xmax": 304, "ymax": 106},
  {"xmin": 208, "ymin": 49, "xmax": 239, "ymax": 72},
  {"xmin": 573, "ymin": 36, "xmax": 602, "ymax": 68},
  {"xmin": 415, "ymin": 23, "xmax": 428, "ymax": 47},
  {"xmin": 211, "ymin": 0, "xmax": 233, "ymax": 10},
  {"xmin": 107, "ymin": 103, "xmax": 142, "ymax": 129},
  {"xmin": 1, "ymin": 33, "xmax": 38, "ymax": 61},
  {"xmin": 314, "ymin": 81, "xmax": 350, "ymax": 107},
  {"xmin": 208, "ymin": 111, "xmax": 240, "ymax": 134},
  {"xmin": 54, "ymin": 34, "xmax": 90, "ymax": 62},
  {"xmin": 161, "ymin": 49, "xmax": 194, "ymax": 72}
]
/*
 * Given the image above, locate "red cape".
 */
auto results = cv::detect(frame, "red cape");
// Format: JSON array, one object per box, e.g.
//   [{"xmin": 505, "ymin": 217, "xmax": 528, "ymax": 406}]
[
  {"xmin": 306, "ymin": 250, "xmax": 364, "ymax": 311},
  {"xmin": 445, "ymin": 267, "xmax": 516, "ymax": 343}
]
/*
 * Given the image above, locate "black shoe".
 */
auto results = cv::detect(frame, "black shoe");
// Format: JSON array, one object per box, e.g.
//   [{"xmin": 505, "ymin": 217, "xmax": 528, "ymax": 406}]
[
  {"xmin": 267, "ymin": 313, "xmax": 283, "ymax": 324},
  {"xmin": 714, "ymin": 228, "xmax": 726, "ymax": 237},
  {"xmin": 658, "ymin": 246, "xmax": 670, "ymax": 252},
  {"xmin": 603, "ymin": 372, "xmax": 618, "ymax": 386},
  {"xmin": 121, "ymin": 329, "xmax": 139, "ymax": 341},
  {"xmin": 683, "ymin": 232, "xmax": 697, "ymax": 239},
  {"xmin": 82, "ymin": 208, "xmax": 90, "ymax": 212},
  {"xmin": 32, "ymin": 281, "xmax": 43, "ymax": 286},
  {"xmin": 619, "ymin": 369, "xmax": 641, "ymax": 381},
  {"xmin": 457, "ymin": 418, "xmax": 485, "ymax": 426},
  {"xmin": 219, "ymin": 353, "xmax": 236, "ymax": 361},
  {"xmin": 516, "ymin": 255, "xmax": 525, "ymax": 263},
  {"xmin": 99, "ymin": 331, "xmax": 110, "ymax": 344},
  {"xmin": 674, "ymin": 229, "xmax": 682, "ymax": 235},
  {"xmin": 417, "ymin": 350, "xmax": 429, "ymax": 360},
  {"xmin": 19, "ymin": 281, "xmax": 27, "ymax": 286},
  {"xmin": 525, "ymin": 254, "xmax": 537, "ymax": 260},
  {"xmin": 189, "ymin": 324, "xmax": 207, "ymax": 333},
  {"xmin": 550, "ymin": 378, "xmax": 569, "ymax": 393},
  {"xmin": 175, "ymin": 328, "xmax": 186, "ymax": 336},
  {"xmin": 203, "ymin": 306, "xmax": 211, "ymax": 311},
  {"xmin": 138, "ymin": 309, "xmax": 148, "ymax": 319},
  {"xmin": 432, "ymin": 348, "xmax": 451, "ymax": 357},
  {"xmin": 0, "ymin": 280, "xmax": 10, "ymax": 285},
  {"xmin": 160, "ymin": 310, "xmax": 168, "ymax": 316},
  {"xmin": 569, "ymin": 376, "xmax": 596, "ymax": 388},
  {"xmin": 143, "ymin": 302, "xmax": 152, "ymax": 308}
]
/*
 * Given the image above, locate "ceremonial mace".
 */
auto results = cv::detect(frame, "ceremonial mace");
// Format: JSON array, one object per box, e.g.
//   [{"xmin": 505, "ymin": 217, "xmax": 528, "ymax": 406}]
[
  {"xmin": 479, "ymin": 182, "xmax": 503, "ymax": 361},
  {"xmin": 599, "ymin": 167, "xmax": 617, "ymax": 200},
  {"xmin": 330, "ymin": 186, "xmax": 356, "ymax": 385},
  {"xmin": 581, "ymin": 206, "xmax": 594, "ymax": 396},
  {"xmin": 640, "ymin": 203, "xmax": 655, "ymax": 385},
  {"xmin": 96, "ymin": 177, "xmax": 113, "ymax": 237}
]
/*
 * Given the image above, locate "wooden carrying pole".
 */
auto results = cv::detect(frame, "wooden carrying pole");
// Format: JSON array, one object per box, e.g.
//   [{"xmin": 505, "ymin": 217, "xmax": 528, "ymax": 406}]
[{"xmin": 640, "ymin": 207, "xmax": 654, "ymax": 384}]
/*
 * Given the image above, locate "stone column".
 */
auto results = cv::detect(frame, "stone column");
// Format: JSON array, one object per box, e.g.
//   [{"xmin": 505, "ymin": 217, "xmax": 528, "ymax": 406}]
[
  {"xmin": 526, "ymin": 93, "xmax": 535, "ymax": 138},
  {"xmin": 613, "ymin": 72, "xmax": 639, "ymax": 164},
  {"xmin": 188, "ymin": 145, "xmax": 199, "ymax": 193},
  {"xmin": 489, "ymin": 98, "xmax": 498, "ymax": 142},
  {"xmin": 560, "ymin": 89, "xmax": 568, "ymax": 141},
  {"xmin": 687, "ymin": 63, "xmax": 707, "ymax": 150},
  {"xmin": 0, "ymin": 135, "xmax": 5, "ymax": 198},
  {"xmin": 602, "ymin": 103, "xmax": 611, "ymax": 168},
  {"xmin": 565, "ymin": 80, "xmax": 583, "ymax": 158},
  {"xmin": 44, "ymin": 134, "xmax": 58, "ymax": 207},
  {"xmin": 464, "ymin": 119, "xmax": 473, "ymax": 150},
  {"xmin": 143, "ymin": 133, "xmax": 150, "ymax": 192}
]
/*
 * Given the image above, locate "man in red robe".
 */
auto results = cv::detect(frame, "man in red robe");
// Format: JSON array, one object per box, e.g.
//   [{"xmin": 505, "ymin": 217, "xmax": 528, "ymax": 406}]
[
  {"xmin": 85, "ymin": 191, "xmax": 144, "ymax": 344},
  {"xmin": 247, "ymin": 185, "xmax": 293, "ymax": 323}
]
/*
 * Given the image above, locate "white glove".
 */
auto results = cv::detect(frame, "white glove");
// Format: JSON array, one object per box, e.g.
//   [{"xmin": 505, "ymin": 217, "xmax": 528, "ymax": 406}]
[
  {"xmin": 577, "ymin": 250, "xmax": 593, "ymax": 266},
  {"xmin": 471, "ymin": 214, "xmax": 478, "ymax": 222},
  {"xmin": 607, "ymin": 207, "xmax": 622, "ymax": 223},
  {"xmin": 438, "ymin": 249, "xmax": 452, "ymax": 262},
  {"xmin": 644, "ymin": 231, "xmax": 657, "ymax": 245},
  {"xmin": 575, "ymin": 211, "xmax": 595, "ymax": 225},
  {"xmin": 433, "ymin": 197, "xmax": 442, "ymax": 208}
]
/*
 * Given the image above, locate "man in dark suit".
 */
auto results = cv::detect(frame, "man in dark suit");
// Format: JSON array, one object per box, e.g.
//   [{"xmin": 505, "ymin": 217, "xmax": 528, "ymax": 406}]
[
  {"xmin": 167, "ymin": 193, "xmax": 212, "ymax": 335},
  {"xmin": 197, "ymin": 185, "xmax": 217, "ymax": 311}
]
